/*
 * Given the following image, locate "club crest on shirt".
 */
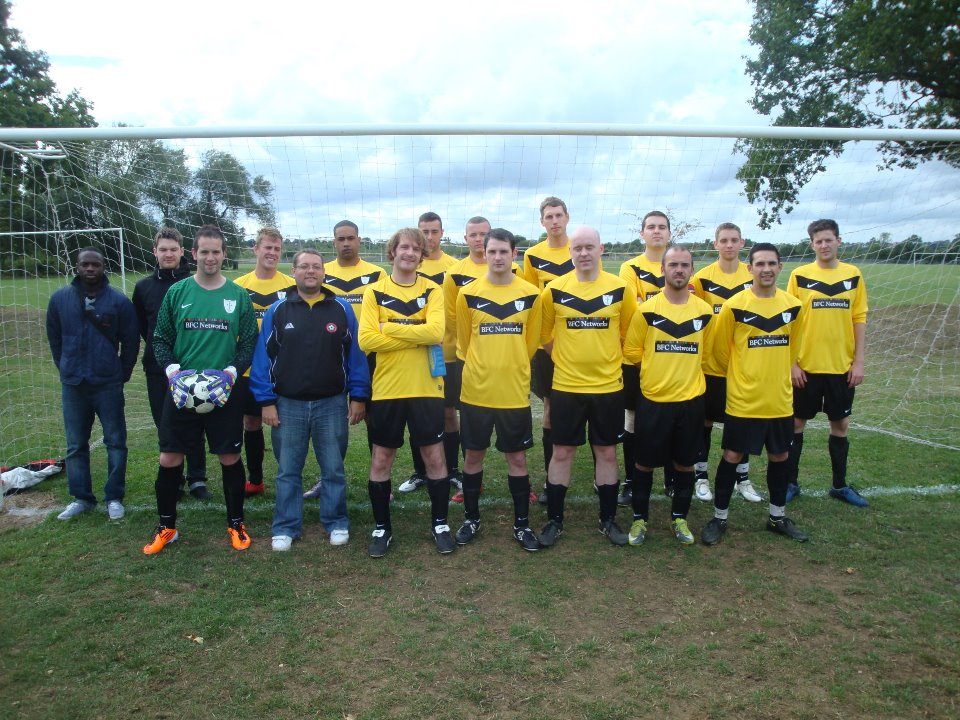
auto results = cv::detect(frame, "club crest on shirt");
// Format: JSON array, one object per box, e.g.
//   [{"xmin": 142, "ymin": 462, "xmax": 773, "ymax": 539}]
[
  {"xmin": 514, "ymin": 300, "xmax": 527, "ymax": 312},
  {"xmin": 693, "ymin": 318, "xmax": 703, "ymax": 331},
  {"xmin": 361, "ymin": 276, "xmax": 370, "ymax": 284},
  {"xmin": 223, "ymin": 299, "xmax": 236, "ymax": 313},
  {"xmin": 843, "ymin": 280, "xmax": 852, "ymax": 290},
  {"xmin": 417, "ymin": 297, "xmax": 426, "ymax": 309},
  {"xmin": 326, "ymin": 323, "xmax": 338, "ymax": 333},
  {"xmin": 782, "ymin": 312, "xmax": 792, "ymax": 323},
  {"xmin": 602, "ymin": 294, "xmax": 613, "ymax": 306},
  {"xmin": 277, "ymin": 291, "xmax": 286, "ymax": 300}
]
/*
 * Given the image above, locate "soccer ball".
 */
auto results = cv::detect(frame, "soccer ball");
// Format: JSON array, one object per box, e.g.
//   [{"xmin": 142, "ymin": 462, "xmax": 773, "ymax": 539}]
[{"xmin": 181, "ymin": 372, "xmax": 216, "ymax": 414}]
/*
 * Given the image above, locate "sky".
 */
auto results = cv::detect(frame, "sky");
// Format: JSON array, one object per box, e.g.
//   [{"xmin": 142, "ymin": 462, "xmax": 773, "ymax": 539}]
[{"xmin": 9, "ymin": 0, "xmax": 959, "ymax": 245}]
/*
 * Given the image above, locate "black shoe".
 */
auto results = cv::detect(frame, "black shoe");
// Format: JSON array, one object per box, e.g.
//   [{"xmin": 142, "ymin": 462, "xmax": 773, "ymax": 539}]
[
  {"xmin": 599, "ymin": 518, "xmax": 628, "ymax": 546},
  {"xmin": 701, "ymin": 517, "xmax": 728, "ymax": 546},
  {"xmin": 664, "ymin": 483, "xmax": 674, "ymax": 498},
  {"xmin": 617, "ymin": 485, "xmax": 633, "ymax": 507},
  {"xmin": 537, "ymin": 488, "xmax": 548, "ymax": 505},
  {"xmin": 455, "ymin": 519, "xmax": 480, "ymax": 545},
  {"xmin": 188, "ymin": 483, "xmax": 213, "ymax": 500},
  {"xmin": 433, "ymin": 523, "xmax": 456, "ymax": 554},
  {"xmin": 785, "ymin": 483, "xmax": 801, "ymax": 503},
  {"xmin": 539, "ymin": 519, "xmax": 563, "ymax": 547},
  {"xmin": 368, "ymin": 528, "xmax": 392, "ymax": 558},
  {"xmin": 766, "ymin": 516, "xmax": 809, "ymax": 542},
  {"xmin": 513, "ymin": 526, "xmax": 540, "ymax": 552},
  {"xmin": 450, "ymin": 471, "xmax": 464, "ymax": 491}
]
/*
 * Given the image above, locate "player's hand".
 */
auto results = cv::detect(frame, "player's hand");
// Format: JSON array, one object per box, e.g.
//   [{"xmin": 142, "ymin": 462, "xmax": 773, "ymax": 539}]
[
  {"xmin": 204, "ymin": 366, "xmax": 237, "ymax": 408},
  {"xmin": 348, "ymin": 400, "xmax": 366, "ymax": 425},
  {"xmin": 166, "ymin": 366, "xmax": 197, "ymax": 409},
  {"xmin": 847, "ymin": 359, "xmax": 865, "ymax": 388},
  {"xmin": 791, "ymin": 362, "xmax": 806, "ymax": 388},
  {"xmin": 261, "ymin": 404, "xmax": 280, "ymax": 428}
]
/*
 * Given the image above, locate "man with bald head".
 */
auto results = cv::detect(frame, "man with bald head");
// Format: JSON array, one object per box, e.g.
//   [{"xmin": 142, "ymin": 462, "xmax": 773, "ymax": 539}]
[{"xmin": 536, "ymin": 226, "xmax": 637, "ymax": 548}]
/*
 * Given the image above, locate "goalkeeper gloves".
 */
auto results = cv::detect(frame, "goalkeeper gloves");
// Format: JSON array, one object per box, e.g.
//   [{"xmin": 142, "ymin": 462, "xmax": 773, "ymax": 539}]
[
  {"xmin": 204, "ymin": 366, "xmax": 237, "ymax": 408},
  {"xmin": 165, "ymin": 364, "xmax": 196, "ymax": 410}
]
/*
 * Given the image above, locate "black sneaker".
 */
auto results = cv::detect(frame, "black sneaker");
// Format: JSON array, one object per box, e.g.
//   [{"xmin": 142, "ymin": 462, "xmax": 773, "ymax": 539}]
[
  {"xmin": 599, "ymin": 518, "xmax": 628, "ymax": 546},
  {"xmin": 433, "ymin": 524, "xmax": 456, "ymax": 554},
  {"xmin": 450, "ymin": 472, "xmax": 464, "ymax": 491},
  {"xmin": 766, "ymin": 516, "xmax": 809, "ymax": 542},
  {"xmin": 188, "ymin": 483, "xmax": 213, "ymax": 500},
  {"xmin": 513, "ymin": 526, "xmax": 540, "ymax": 552},
  {"xmin": 663, "ymin": 483, "xmax": 674, "ymax": 498},
  {"xmin": 455, "ymin": 519, "xmax": 480, "ymax": 545},
  {"xmin": 537, "ymin": 486, "xmax": 548, "ymax": 505},
  {"xmin": 368, "ymin": 528, "xmax": 392, "ymax": 558},
  {"xmin": 617, "ymin": 484, "xmax": 633, "ymax": 507},
  {"xmin": 539, "ymin": 519, "xmax": 563, "ymax": 547},
  {"xmin": 701, "ymin": 517, "xmax": 728, "ymax": 546}
]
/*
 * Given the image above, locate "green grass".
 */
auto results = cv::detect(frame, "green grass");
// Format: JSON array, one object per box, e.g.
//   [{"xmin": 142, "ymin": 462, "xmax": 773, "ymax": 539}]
[{"xmin": 1, "ymin": 419, "xmax": 959, "ymax": 719}]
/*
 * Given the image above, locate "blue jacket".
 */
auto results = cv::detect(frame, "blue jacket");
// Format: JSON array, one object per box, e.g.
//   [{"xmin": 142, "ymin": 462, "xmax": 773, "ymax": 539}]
[
  {"xmin": 46, "ymin": 275, "xmax": 140, "ymax": 386},
  {"xmin": 250, "ymin": 287, "xmax": 370, "ymax": 405}
]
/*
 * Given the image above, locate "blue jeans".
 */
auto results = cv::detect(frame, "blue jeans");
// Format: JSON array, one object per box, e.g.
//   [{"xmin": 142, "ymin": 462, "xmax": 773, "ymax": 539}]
[
  {"xmin": 62, "ymin": 381, "xmax": 128, "ymax": 504},
  {"xmin": 272, "ymin": 394, "xmax": 349, "ymax": 538}
]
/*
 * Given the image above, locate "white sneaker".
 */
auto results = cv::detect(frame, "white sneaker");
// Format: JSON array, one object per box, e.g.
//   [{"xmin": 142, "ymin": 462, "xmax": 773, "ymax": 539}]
[
  {"xmin": 271, "ymin": 535, "xmax": 293, "ymax": 552},
  {"xmin": 107, "ymin": 500, "xmax": 125, "ymax": 520},
  {"xmin": 57, "ymin": 500, "xmax": 93, "ymax": 520},
  {"xmin": 736, "ymin": 480, "xmax": 764, "ymax": 503},
  {"xmin": 694, "ymin": 478, "xmax": 713, "ymax": 502},
  {"xmin": 330, "ymin": 529, "xmax": 349, "ymax": 546},
  {"xmin": 397, "ymin": 473, "xmax": 426, "ymax": 493},
  {"xmin": 303, "ymin": 479, "xmax": 323, "ymax": 499}
]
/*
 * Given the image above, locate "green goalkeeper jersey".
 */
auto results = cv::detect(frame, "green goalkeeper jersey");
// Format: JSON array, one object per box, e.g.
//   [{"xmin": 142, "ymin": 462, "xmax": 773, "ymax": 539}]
[{"xmin": 153, "ymin": 277, "xmax": 258, "ymax": 374}]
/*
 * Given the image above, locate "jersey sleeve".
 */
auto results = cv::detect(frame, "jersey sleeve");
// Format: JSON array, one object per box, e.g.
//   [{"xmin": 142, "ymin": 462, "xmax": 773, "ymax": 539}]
[
  {"xmin": 442, "ymin": 272, "xmax": 459, "ymax": 361},
  {"xmin": 358, "ymin": 287, "xmax": 412, "ymax": 353},
  {"xmin": 712, "ymin": 302, "xmax": 735, "ymax": 376},
  {"xmin": 455, "ymin": 291, "xmax": 471, "ymax": 362},
  {"xmin": 229, "ymin": 292, "xmax": 258, "ymax": 374},
  {"xmin": 621, "ymin": 310, "xmax": 648, "ymax": 367},
  {"xmin": 619, "ymin": 289, "xmax": 638, "ymax": 341},
  {"xmin": 380, "ymin": 287, "xmax": 444, "ymax": 346},
  {"xmin": 852, "ymin": 273, "xmax": 868, "ymax": 324},
  {"xmin": 539, "ymin": 286, "xmax": 555, "ymax": 347},
  {"xmin": 525, "ymin": 293, "xmax": 543, "ymax": 360}
]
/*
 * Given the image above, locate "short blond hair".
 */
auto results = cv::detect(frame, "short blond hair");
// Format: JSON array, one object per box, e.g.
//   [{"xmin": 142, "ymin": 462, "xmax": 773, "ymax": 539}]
[{"xmin": 256, "ymin": 227, "xmax": 283, "ymax": 245}]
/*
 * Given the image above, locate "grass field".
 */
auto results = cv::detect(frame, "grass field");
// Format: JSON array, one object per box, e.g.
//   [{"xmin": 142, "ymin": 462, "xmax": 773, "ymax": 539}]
[
  {"xmin": 1, "ymin": 413, "xmax": 959, "ymax": 719},
  {"xmin": 1, "ymin": 257, "xmax": 959, "ymax": 718}
]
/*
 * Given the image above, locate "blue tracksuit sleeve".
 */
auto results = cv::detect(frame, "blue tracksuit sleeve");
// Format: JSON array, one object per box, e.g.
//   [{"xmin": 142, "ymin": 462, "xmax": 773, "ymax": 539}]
[
  {"xmin": 340, "ymin": 298, "xmax": 371, "ymax": 403},
  {"xmin": 250, "ymin": 302, "xmax": 278, "ymax": 406}
]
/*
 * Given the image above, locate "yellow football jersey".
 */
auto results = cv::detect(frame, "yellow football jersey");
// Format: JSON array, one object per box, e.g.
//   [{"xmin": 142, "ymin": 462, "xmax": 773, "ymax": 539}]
[
  {"xmin": 619, "ymin": 254, "xmax": 664, "ymax": 302},
  {"xmin": 417, "ymin": 252, "xmax": 457, "ymax": 286},
  {"xmin": 358, "ymin": 276, "xmax": 444, "ymax": 400},
  {"xmin": 787, "ymin": 261, "xmax": 868, "ymax": 374},
  {"xmin": 456, "ymin": 276, "xmax": 541, "ymax": 408},
  {"xmin": 691, "ymin": 260, "xmax": 754, "ymax": 377},
  {"xmin": 540, "ymin": 271, "xmax": 637, "ymax": 394},
  {"xmin": 322, "ymin": 258, "xmax": 384, "ymax": 321},
  {"xmin": 234, "ymin": 270, "xmax": 294, "ymax": 376}
]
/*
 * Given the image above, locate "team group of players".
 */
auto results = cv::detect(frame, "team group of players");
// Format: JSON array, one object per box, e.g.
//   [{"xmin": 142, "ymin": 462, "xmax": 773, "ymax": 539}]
[{"xmin": 62, "ymin": 196, "xmax": 868, "ymax": 557}]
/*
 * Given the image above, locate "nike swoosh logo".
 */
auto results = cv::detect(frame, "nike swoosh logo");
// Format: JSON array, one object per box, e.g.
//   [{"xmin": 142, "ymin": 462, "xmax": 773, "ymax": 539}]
[
  {"xmin": 560, "ymin": 297, "xmax": 573, "ymax": 304},
  {"xmin": 477, "ymin": 302, "xmax": 490, "ymax": 309},
  {"xmin": 382, "ymin": 299, "xmax": 394, "ymax": 305},
  {"xmin": 537, "ymin": 263, "xmax": 550, "ymax": 269},
  {"xmin": 181, "ymin": 303, "xmax": 192, "ymax": 308},
  {"xmin": 233, "ymin": 442, "xmax": 242, "ymax": 447},
  {"xmin": 744, "ymin": 315, "xmax": 756, "ymax": 322},
  {"xmin": 652, "ymin": 319, "xmax": 666, "ymax": 326},
  {"xmin": 807, "ymin": 281, "xmax": 820, "ymax": 287},
  {"xmin": 707, "ymin": 286, "xmax": 720, "ymax": 292}
]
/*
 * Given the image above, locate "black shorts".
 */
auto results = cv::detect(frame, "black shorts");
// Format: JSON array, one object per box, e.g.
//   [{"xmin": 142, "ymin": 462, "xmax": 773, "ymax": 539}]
[
  {"xmin": 460, "ymin": 402, "xmax": 534, "ymax": 454},
  {"xmin": 703, "ymin": 374, "xmax": 728, "ymax": 423},
  {"xmin": 550, "ymin": 390, "xmax": 625, "ymax": 447},
  {"xmin": 722, "ymin": 415, "xmax": 794, "ymax": 457},
  {"xmin": 158, "ymin": 383, "xmax": 244, "ymax": 456},
  {"xmin": 622, "ymin": 364, "xmax": 640, "ymax": 410},
  {"xmin": 530, "ymin": 349, "xmax": 554, "ymax": 400},
  {"xmin": 444, "ymin": 360, "xmax": 463, "ymax": 408},
  {"xmin": 234, "ymin": 375, "xmax": 262, "ymax": 418},
  {"xmin": 634, "ymin": 393, "xmax": 705, "ymax": 468},
  {"xmin": 368, "ymin": 397, "xmax": 445, "ymax": 449},
  {"xmin": 793, "ymin": 373, "xmax": 855, "ymax": 422}
]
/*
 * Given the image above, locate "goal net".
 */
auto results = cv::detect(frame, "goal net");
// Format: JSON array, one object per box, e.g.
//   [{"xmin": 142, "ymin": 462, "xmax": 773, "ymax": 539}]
[{"xmin": 1, "ymin": 125, "xmax": 958, "ymax": 465}]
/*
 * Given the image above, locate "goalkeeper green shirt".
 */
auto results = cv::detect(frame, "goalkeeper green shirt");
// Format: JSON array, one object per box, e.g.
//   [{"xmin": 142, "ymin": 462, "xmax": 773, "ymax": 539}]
[{"xmin": 153, "ymin": 277, "xmax": 258, "ymax": 374}]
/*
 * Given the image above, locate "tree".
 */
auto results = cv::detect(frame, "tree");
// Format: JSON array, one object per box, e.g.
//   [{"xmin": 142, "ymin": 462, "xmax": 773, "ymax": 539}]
[
  {"xmin": 737, "ymin": 0, "xmax": 960, "ymax": 228},
  {"xmin": 186, "ymin": 150, "xmax": 275, "ymax": 245}
]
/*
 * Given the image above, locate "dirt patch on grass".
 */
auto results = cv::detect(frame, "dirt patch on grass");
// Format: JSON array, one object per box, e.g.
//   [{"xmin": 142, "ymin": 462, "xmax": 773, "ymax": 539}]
[{"xmin": 0, "ymin": 488, "xmax": 59, "ymax": 528}]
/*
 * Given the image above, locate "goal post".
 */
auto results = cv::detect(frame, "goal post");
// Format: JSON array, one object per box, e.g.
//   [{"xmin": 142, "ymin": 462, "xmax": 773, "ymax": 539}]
[{"xmin": 1, "ymin": 123, "xmax": 958, "ymax": 464}]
